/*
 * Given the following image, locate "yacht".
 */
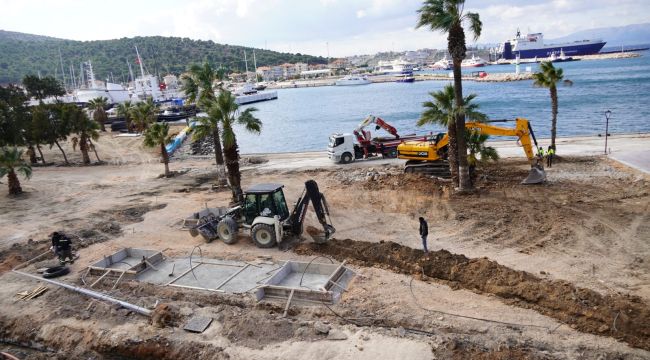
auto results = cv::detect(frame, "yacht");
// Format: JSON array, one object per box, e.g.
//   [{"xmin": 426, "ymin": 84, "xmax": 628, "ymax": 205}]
[
  {"xmin": 460, "ymin": 54, "xmax": 486, "ymax": 68},
  {"xmin": 74, "ymin": 61, "xmax": 130, "ymax": 104},
  {"xmin": 232, "ymin": 82, "xmax": 278, "ymax": 105},
  {"xmin": 335, "ymin": 75, "xmax": 371, "ymax": 86},
  {"xmin": 431, "ymin": 55, "xmax": 452, "ymax": 70},
  {"xmin": 373, "ymin": 59, "xmax": 416, "ymax": 75}
]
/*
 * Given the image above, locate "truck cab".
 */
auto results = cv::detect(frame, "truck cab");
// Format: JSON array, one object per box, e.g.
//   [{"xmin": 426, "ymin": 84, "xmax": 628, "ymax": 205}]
[{"xmin": 327, "ymin": 133, "xmax": 356, "ymax": 164}]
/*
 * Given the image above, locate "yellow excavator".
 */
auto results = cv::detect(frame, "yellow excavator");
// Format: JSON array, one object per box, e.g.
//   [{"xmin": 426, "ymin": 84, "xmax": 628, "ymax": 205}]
[{"xmin": 396, "ymin": 118, "xmax": 546, "ymax": 184}]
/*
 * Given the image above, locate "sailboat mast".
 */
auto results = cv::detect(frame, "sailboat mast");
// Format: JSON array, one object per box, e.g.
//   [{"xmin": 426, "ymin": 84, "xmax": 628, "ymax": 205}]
[
  {"xmin": 135, "ymin": 46, "xmax": 146, "ymax": 78},
  {"xmin": 58, "ymin": 48, "xmax": 67, "ymax": 90},
  {"xmin": 244, "ymin": 50, "xmax": 249, "ymax": 81},
  {"xmin": 253, "ymin": 50, "xmax": 258, "ymax": 83}
]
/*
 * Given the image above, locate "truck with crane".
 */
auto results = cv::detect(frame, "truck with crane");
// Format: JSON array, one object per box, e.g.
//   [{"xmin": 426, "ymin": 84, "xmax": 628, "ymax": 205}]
[
  {"xmin": 328, "ymin": 115, "xmax": 430, "ymax": 164},
  {"xmin": 396, "ymin": 118, "xmax": 547, "ymax": 184}
]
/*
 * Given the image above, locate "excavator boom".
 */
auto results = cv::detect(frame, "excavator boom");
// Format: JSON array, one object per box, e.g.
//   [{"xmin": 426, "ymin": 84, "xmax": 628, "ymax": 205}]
[{"xmin": 397, "ymin": 118, "xmax": 546, "ymax": 184}]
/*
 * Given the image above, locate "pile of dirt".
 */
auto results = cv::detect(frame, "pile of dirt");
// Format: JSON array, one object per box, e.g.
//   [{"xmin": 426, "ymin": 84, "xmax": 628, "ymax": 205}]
[
  {"xmin": 99, "ymin": 203, "xmax": 167, "ymax": 223},
  {"xmin": 295, "ymin": 239, "xmax": 650, "ymax": 350}
]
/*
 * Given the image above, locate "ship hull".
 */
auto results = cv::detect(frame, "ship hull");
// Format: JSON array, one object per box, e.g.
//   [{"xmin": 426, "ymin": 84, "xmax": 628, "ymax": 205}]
[{"xmin": 502, "ymin": 42, "xmax": 606, "ymax": 60}]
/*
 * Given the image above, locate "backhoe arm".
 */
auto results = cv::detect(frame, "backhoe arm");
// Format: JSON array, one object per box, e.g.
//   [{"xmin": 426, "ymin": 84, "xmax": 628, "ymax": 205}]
[{"xmin": 288, "ymin": 180, "xmax": 336, "ymax": 242}]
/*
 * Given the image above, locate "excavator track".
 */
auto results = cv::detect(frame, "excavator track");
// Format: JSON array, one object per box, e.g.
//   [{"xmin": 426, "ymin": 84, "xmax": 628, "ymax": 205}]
[{"xmin": 404, "ymin": 160, "xmax": 451, "ymax": 178}]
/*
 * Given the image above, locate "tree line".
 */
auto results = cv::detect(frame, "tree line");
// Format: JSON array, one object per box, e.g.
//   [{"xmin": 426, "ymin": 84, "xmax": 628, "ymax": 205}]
[{"xmin": 0, "ymin": 32, "xmax": 328, "ymax": 85}]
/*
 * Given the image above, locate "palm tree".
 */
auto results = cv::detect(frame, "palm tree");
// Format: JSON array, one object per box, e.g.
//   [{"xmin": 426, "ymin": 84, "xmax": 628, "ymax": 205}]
[
  {"xmin": 68, "ymin": 105, "xmax": 100, "ymax": 165},
  {"xmin": 416, "ymin": 0, "xmax": 482, "ymax": 191},
  {"xmin": 466, "ymin": 130, "xmax": 498, "ymax": 184},
  {"xmin": 143, "ymin": 123, "xmax": 174, "ymax": 177},
  {"xmin": 130, "ymin": 99, "xmax": 157, "ymax": 132},
  {"xmin": 533, "ymin": 61, "xmax": 570, "ymax": 151},
  {"xmin": 116, "ymin": 101, "xmax": 135, "ymax": 132},
  {"xmin": 204, "ymin": 91, "xmax": 261, "ymax": 203},
  {"xmin": 0, "ymin": 147, "xmax": 32, "ymax": 195},
  {"xmin": 88, "ymin": 97, "xmax": 109, "ymax": 131},
  {"xmin": 181, "ymin": 62, "xmax": 227, "ymax": 168}
]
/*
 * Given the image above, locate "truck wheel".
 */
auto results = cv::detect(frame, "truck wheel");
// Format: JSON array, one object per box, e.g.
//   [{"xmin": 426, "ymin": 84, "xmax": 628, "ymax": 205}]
[
  {"xmin": 341, "ymin": 152, "xmax": 353, "ymax": 164},
  {"xmin": 217, "ymin": 217, "xmax": 238, "ymax": 244},
  {"xmin": 387, "ymin": 149, "xmax": 398, "ymax": 158},
  {"xmin": 251, "ymin": 224, "xmax": 277, "ymax": 248}
]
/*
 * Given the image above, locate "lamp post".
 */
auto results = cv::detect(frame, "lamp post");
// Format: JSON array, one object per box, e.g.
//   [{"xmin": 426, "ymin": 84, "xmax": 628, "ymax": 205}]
[{"xmin": 604, "ymin": 110, "xmax": 611, "ymax": 154}]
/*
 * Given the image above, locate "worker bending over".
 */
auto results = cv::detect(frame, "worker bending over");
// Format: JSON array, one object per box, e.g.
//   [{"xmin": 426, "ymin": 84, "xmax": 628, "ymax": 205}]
[{"xmin": 51, "ymin": 231, "xmax": 74, "ymax": 265}]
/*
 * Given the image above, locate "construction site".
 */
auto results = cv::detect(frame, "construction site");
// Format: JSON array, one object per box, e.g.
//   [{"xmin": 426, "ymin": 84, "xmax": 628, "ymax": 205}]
[{"xmin": 0, "ymin": 129, "xmax": 649, "ymax": 360}]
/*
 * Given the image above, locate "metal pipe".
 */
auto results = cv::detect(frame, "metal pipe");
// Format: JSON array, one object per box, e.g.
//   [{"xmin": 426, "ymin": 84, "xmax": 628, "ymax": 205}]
[
  {"xmin": 12, "ymin": 270, "xmax": 152, "ymax": 317},
  {"xmin": 604, "ymin": 110, "xmax": 611, "ymax": 154}
]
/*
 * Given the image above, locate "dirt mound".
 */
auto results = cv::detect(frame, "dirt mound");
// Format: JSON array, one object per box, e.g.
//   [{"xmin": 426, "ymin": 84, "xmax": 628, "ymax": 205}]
[
  {"xmin": 99, "ymin": 203, "xmax": 167, "ymax": 223},
  {"xmin": 295, "ymin": 239, "xmax": 650, "ymax": 350}
]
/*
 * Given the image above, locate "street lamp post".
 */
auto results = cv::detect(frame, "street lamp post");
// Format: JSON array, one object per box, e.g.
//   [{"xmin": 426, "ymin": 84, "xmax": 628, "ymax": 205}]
[{"xmin": 604, "ymin": 110, "xmax": 611, "ymax": 154}]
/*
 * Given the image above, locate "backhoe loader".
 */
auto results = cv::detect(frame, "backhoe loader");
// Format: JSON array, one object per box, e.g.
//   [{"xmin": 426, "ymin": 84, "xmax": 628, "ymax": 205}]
[
  {"xmin": 187, "ymin": 180, "xmax": 336, "ymax": 248},
  {"xmin": 396, "ymin": 118, "xmax": 546, "ymax": 184}
]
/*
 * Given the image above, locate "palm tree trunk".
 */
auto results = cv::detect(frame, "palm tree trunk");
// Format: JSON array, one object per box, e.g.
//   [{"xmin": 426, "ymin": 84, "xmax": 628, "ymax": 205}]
[
  {"xmin": 449, "ymin": 24, "xmax": 471, "ymax": 192},
  {"xmin": 89, "ymin": 139, "xmax": 101, "ymax": 161},
  {"xmin": 54, "ymin": 140, "xmax": 69, "ymax": 165},
  {"xmin": 36, "ymin": 144, "xmax": 46, "ymax": 164},
  {"xmin": 161, "ymin": 143, "xmax": 170, "ymax": 177},
  {"xmin": 550, "ymin": 86, "xmax": 558, "ymax": 150},
  {"xmin": 212, "ymin": 128, "xmax": 225, "ymax": 166},
  {"xmin": 7, "ymin": 170, "xmax": 22, "ymax": 195},
  {"xmin": 27, "ymin": 145, "xmax": 37, "ymax": 164},
  {"xmin": 224, "ymin": 141, "xmax": 243, "ymax": 203},
  {"xmin": 80, "ymin": 135, "xmax": 90, "ymax": 165},
  {"xmin": 447, "ymin": 118, "xmax": 459, "ymax": 186}
]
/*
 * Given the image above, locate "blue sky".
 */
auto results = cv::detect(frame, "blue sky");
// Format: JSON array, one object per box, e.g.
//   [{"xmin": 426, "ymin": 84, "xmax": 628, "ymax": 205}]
[{"xmin": 1, "ymin": 0, "xmax": 648, "ymax": 56}]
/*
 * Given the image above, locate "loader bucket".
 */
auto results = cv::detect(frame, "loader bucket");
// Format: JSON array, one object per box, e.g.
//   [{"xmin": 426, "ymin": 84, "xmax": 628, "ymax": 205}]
[{"xmin": 522, "ymin": 166, "xmax": 547, "ymax": 185}]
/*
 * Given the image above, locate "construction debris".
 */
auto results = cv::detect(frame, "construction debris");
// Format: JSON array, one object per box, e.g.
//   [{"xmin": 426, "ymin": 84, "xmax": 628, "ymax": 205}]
[{"xmin": 15, "ymin": 285, "xmax": 48, "ymax": 300}]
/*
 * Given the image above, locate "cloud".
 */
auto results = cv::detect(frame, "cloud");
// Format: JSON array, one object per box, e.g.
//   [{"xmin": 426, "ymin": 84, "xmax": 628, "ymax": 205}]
[{"xmin": 0, "ymin": 0, "xmax": 648, "ymax": 56}]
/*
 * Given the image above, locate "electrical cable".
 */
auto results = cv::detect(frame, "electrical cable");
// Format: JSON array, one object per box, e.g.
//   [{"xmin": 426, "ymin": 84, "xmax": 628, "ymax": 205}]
[
  {"xmin": 408, "ymin": 276, "xmax": 560, "ymax": 332},
  {"xmin": 189, "ymin": 245, "xmax": 204, "ymax": 287}
]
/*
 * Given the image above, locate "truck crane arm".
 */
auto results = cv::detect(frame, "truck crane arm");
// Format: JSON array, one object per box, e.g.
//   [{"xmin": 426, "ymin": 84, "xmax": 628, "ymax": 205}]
[
  {"xmin": 356, "ymin": 115, "xmax": 400, "ymax": 138},
  {"xmin": 287, "ymin": 180, "xmax": 336, "ymax": 242}
]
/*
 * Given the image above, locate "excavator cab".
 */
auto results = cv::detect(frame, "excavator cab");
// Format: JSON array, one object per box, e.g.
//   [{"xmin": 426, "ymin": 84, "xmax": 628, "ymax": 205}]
[{"xmin": 242, "ymin": 184, "xmax": 290, "ymax": 225}]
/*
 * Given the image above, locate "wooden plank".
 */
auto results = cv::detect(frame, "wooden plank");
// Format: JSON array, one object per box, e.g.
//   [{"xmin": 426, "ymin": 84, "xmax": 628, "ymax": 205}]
[
  {"xmin": 283, "ymin": 289, "xmax": 295, "ymax": 318},
  {"xmin": 166, "ymin": 263, "xmax": 202, "ymax": 286},
  {"xmin": 90, "ymin": 270, "xmax": 113, "ymax": 288},
  {"xmin": 112, "ymin": 271, "xmax": 127, "ymax": 290},
  {"xmin": 168, "ymin": 283, "xmax": 225, "ymax": 293},
  {"xmin": 215, "ymin": 264, "xmax": 250, "ymax": 289}
]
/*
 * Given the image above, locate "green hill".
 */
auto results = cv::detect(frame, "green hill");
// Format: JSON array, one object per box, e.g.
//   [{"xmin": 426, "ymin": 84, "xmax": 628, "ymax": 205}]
[{"xmin": 0, "ymin": 30, "xmax": 328, "ymax": 85}]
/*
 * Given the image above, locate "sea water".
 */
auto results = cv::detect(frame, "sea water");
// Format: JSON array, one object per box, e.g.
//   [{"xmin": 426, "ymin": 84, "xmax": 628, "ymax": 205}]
[{"xmin": 235, "ymin": 50, "xmax": 650, "ymax": 154}]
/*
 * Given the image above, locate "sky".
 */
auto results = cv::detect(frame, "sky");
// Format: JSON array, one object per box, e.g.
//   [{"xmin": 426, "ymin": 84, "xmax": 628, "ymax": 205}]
[{"xmin": 1, "ymin": 0, "xmax": 648, "ymax": 57}]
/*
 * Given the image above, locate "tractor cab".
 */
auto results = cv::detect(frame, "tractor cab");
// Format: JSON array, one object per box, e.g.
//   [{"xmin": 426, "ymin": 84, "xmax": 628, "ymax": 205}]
[{"xmin": 242, "ymin": 183, "xmax": 290, "ymax": 225}]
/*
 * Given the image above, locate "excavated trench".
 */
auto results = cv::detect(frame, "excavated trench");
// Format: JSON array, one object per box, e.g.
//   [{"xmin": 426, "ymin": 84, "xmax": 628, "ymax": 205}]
[{"xmin": 294, "ymin": 238, "xmax": 650, "ymax": 351}]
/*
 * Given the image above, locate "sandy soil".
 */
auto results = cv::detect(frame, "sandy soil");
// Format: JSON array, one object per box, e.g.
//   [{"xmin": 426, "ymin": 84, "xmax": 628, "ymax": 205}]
[{"xmin": 0, "ymin": 132, "xmax": 648, "ymax": 359}]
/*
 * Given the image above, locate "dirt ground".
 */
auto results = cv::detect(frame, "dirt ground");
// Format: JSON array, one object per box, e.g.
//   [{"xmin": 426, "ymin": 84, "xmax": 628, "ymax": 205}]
[{"xmin": 0, "ymin": 133, "xmax": 648, "ymax": 359}]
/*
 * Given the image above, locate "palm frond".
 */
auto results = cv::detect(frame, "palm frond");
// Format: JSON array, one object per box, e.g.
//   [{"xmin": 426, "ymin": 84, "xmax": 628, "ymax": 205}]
[{"xmin": 464, "ymin": 12, "xmax": 482, "ymax": 41}]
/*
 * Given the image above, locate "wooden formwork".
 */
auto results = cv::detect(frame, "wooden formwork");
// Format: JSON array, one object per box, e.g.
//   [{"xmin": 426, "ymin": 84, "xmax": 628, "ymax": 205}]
[{"xmin": 255, "ymin": 260, "xmax": 351, "ymax": 304}]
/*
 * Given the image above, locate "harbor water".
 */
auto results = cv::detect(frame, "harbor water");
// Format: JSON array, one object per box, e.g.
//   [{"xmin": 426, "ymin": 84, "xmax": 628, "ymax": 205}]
[{"xmin": 235, "ymin": 51, "xmax": 650, "ymax": 154}]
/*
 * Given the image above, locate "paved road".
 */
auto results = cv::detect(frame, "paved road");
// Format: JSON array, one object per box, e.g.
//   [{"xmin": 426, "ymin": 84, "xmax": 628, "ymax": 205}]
[{"xmin": 609, "ymin": 150, "xmax": 650, "ymax": 174}]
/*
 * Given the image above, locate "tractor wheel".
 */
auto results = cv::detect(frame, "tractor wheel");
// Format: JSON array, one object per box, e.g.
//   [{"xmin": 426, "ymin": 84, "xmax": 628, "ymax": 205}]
[
  {"xmin": 217, "ymin": 217, "xmax": 238, "ymax": 244},
  {"xmin": 341, "ymin": 152, "xmax": 353, "ymax": 164},
  {"xmin": 251, "ymin": 223, "xmax": 277, "ymax": 248}
]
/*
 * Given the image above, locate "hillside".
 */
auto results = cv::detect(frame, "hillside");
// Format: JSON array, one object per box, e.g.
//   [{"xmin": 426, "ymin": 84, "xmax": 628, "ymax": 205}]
[
  {"xmin": 0, "ymin": 30, "xmax": 328, "ymax": 84},
  {"xmin": 549, "ymin": 22, "xmax": 650, "ymax": 47}
]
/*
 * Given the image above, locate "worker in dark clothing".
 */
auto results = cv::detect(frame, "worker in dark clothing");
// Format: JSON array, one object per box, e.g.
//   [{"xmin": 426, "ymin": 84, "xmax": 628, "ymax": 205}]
[
  {"xmin": 547, "ymin": 146, "xmax": 555, "ymax": 168},
  {"xmin": 419, "ymin": 217, "xmax": 429, "ymax": 253},
  {"xmin": 51, "ymin": 232, "xmax": 74, "ymax": 264}
]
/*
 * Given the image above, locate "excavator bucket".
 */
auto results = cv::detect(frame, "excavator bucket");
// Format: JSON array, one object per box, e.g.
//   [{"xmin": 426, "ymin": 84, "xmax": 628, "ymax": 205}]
[{"xmin": 522, "ymin": 166, "xmax": 547, "ymax": 185}]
